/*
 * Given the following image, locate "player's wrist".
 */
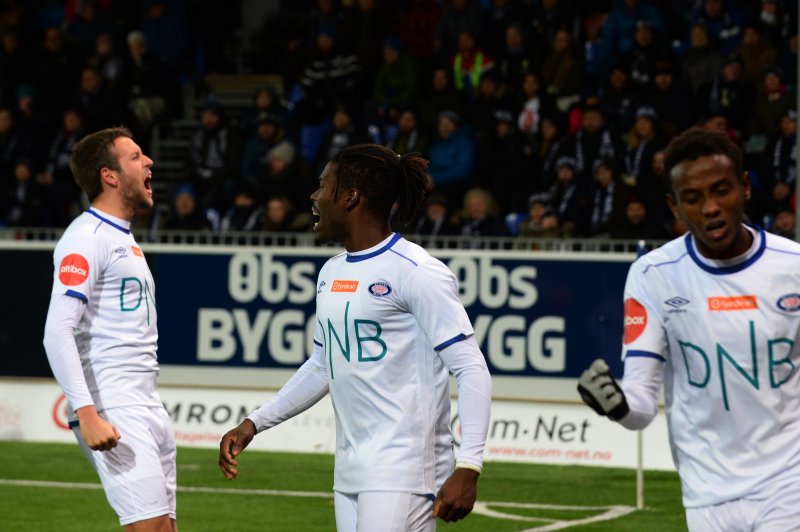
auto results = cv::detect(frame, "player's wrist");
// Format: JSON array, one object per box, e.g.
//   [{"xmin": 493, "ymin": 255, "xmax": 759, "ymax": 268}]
[
  {"xmin": 75, "ymin": 404, "xmax": 99, "ymax": 421},
  {"xmin": 455, "ymin": 462, "xmax": 482, "ymax": 475}
]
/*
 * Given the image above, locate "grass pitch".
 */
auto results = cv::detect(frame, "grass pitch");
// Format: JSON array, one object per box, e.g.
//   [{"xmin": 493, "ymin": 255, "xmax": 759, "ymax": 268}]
[{"xmin": 0, "ymin": 441, "xmax": 685, "ymax": 531}]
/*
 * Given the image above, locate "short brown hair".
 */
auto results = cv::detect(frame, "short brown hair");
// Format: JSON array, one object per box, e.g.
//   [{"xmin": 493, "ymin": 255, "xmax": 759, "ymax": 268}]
[{"xmin": 69, "ymin": 127, "xmax": 133, "ymax": 201}]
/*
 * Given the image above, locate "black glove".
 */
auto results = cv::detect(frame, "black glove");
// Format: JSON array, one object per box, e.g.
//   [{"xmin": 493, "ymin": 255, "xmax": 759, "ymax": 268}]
[{"xmin": 577, "ymin": 359, "xmax": 629, "ymax": 421}]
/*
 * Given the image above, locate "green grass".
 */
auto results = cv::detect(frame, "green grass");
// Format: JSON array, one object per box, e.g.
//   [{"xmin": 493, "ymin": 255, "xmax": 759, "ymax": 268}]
[{"xmin": 0, "ymin": 442, "xmax": 686, "ymax": 531}]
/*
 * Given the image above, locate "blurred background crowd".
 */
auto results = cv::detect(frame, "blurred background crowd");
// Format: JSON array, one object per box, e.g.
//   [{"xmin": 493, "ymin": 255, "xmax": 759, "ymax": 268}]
[{"xmin": 0, "ymin": 0, "xmax": 797, "ymax": 243}]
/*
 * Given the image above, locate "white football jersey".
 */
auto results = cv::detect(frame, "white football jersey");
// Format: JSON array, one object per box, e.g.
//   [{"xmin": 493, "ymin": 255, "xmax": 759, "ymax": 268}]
[
  {"xmin": 314, "ymin": 233, "xmax": 474, "ymax": 495},
  {"xmin": 50, "ymin": 208, "xmax": 161, "ymax": 418},
  {"xmin": 623, "ymin": 226, "xmax": 800, "ymax": 507}
]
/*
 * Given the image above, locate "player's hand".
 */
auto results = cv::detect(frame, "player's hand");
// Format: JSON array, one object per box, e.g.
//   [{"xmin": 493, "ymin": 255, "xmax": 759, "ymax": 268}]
[
  {"xmin": 578, "ymin": 359, "xmax": 630, "ymax": 421},
  {"xmin": 432, "ymin": 467, "xmax": 480, "ymax": 522},
  {"xmin": 219, "ymin": 419, "xmax": 257, "ymax": 480},
  {"xmin": 76, "ymin": 406, "xmax": 121, "ymax": 452}
]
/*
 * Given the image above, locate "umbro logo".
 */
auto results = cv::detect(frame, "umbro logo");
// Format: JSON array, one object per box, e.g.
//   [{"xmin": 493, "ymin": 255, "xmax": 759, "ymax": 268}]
[
  {"xmin": 317, "ymin": 280, "xmax": 326, "ymax": 294},
  {"xmin": 665, "ymin": 297, "xmax": 689, "ymax": 309}
]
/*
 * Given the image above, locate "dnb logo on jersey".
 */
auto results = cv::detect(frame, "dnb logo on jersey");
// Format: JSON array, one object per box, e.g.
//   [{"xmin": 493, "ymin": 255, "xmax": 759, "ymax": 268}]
[
  {"xmin": 368, "ymin": 281, "xmax": 392, "ymax": 297},
  {"xmin": 58, "ymin": 254, "xmax": 89, "ymax": 285},
  {"xmin": 623, "ymin": 298, "xmax": 647, "ymax": 344}
]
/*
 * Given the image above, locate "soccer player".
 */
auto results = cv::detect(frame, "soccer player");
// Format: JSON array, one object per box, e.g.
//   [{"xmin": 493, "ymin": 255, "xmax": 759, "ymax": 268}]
[
  {"xmin": 42, "ymin": 127, "xmax": 177, "ymax": 531},
  {"xmin": 578, "ymin": 127, "xmax": 800, "ymax": 531},
  {"xmin": 219, "ymin": 144, "xmax": 492, "ymax": 531}
]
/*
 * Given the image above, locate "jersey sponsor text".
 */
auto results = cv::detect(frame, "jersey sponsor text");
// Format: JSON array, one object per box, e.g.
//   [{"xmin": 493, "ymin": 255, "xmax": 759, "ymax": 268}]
[{"xmin": 58, "ymin": 254, "xmax": 90, "ymax": 285}]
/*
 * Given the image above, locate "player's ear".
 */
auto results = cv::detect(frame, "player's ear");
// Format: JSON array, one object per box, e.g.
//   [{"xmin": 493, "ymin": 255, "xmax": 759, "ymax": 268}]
[
  {"xmin": 99, "ymin": 166, "xmax": 118, "ymax": 188},
  {"xmin": 666, "ymin": 192, "xmax": 680, "ymax": 220},
  {"xmin": 742, "ymin": 172, "xmax": 751, "ymax": 200},
  {"xmin": 344, "ymin": 189, "xmax": 360, "ymax": 210}
]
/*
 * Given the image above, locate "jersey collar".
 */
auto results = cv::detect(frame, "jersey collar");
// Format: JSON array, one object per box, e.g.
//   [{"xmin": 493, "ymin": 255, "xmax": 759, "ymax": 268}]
[
  {"xmin": 345, "ymin": 233, "xmax": 402, "ymax": 262},
  {"xmin": 87, "ymin": 208, "xmax": 131, "ymax": 234},
  {"xmin": 685, "ymin": 224, "xmax": 765, "ymax": 275}
]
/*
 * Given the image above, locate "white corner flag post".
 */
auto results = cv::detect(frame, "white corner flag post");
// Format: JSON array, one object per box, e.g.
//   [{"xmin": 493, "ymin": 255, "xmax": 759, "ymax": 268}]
[{"xmin": 635, "ymin": 240, "xmax": 647, "ymax": 511}]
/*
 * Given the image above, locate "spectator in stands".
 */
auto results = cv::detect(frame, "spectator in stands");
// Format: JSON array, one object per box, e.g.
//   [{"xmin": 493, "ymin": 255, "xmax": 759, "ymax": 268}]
[
  {"xmin": 39, "ymin": 108, "xmax": 85, "ymax": 227},
  {"xmin": 598, "ymin": 0, "xmax": 665, "ymax": 79},
  {"xmin": 315, "ymin": 106, "xmax": 363, "ymax": 176},
  {"xmin": 1, "ymin": 159, "xmax": 42, "ymax": 227},
  {"xmin": 770, "ymin": 206, "xmax": 796, "ymax": 240},
  {"xmin": 427, "ymin": 110, "xmax": 474, "ymax": 208},
  {"xmin": 620, "ymin": 18, "xmax": 671, "ymax": 90},
  {"xmin": 768, "ymin": 107, "xmax": 797, "ymax": 194},
  {"xmin": 494, "ymin": 23, "xmax": 535, "ymax": 101},
  {"xmin": 13, "ymin": 85, "xmax": 50, "ymax": 170},
  {"xmin": 264, "ymin": 140, "xmax": 309, "ymax": 213},
  {"xmin": 0, "ymin": 106, "xmax": 28, "ymax": 188},
  {"xmin": 261, "ymin": 195, "xmax": 311, "ymax": 233},
  {"xmin": 339, "ymin": 0, "xmax": 393, "ymax": 85},
  {"xmin": 64, "ymin": 0, "xmax": 119, "ymax": 62},
  {"xmin": 569, "ymin": 103, "xmax": 621, "ymax": 182},
  {"xmin": 680, "ymin": 22, "xmax": 723, "ymax": 101},
  {"xmin": 397, "ymin": 0, "xmax": 440, "ymax": 61},
  {"xmin": 385, "ymin": 107, "xmax": 430, "ymax": 156},
  {"xmin": 140, "ymin": 0, "xmax": 188, "ymax": 78},
  {"xmin": 35, "ymin": 27, "xmax": 81, "ymax": 119},
  {"xmin": 221, "ymin": 181, "xmax": 262, "ymax": 232},
  {"xmin": 123, "ymin": 31, "xmax": 167, "ymax": 142},
  {"xmin": 372, "ymin": 36, "xmax": 418, "ymax": 115},
  {"xmin": 187, "ymin": 101, "xmax": 240, "ymax": 211},
  {"xmin": 642, "ymin": 60, "xmax": 693, "ymax": 141},
  {"xmin": 410, "ymin": 193, "xmax": 459, "ymax": 242},
  {"xmin": 297, "ymin": 28, "xmax": 362, "ymax": 125},
  {"xmin": 599, "ymin": 63, "xmax": 637, "ymax": 137},
  {"xmin": 475, "ymin": 108, "xmax": 534, "ymax": 214},
  {"xmin": 541, "ymin": 28, "xmax": 584, "ymax": 112},
  {"xmin": 518, "ymin": 192, "xmax": 563, "ymax": 239},
  {"xmin": 456, "ymin": 187, "xmax": 507, "ymax": 241},
  {"xmin": 483, "ymin": 0, "xmax": 523, "ymax": 57},
  {"xmin": 161, "ymin": 183, "xmax": 212, "ymax": 231},
  {"xmin": 624, "ymin": 106, "xmax": 663, "ymax": 187},
  {"xmin": 515, "ymin": 72, "xmax": 551, "ymax": 140},
  {"xmin": 609, "ymin": 194, "xmax": 671, "ymax": 240},
  {"xmin": 451, "ymin": 30, "xmax": 494, "ymax": 98},
  {"xmin": 530, "ymin": 111, "xmax": 568, "ymax": 190},
  {"xmin": 589, "ymin": 158, "xmax": 629, "ymax": 237},
  {"xmin": 240, "ymin": 111, "xmax": 284, "ymax": 186},
  {"xmin": 468, "ymin": 69, "xmax": 507, "ymax": 143},
  {"xmin": 239, "ymin": 85, "xmax": 286, "ymax": 138},
  {"xmin": 736, "ymin": 24, "xmax": 777, "ymax": 86},
  {"xmin": 0, "ymin": 27, "xmax": 33, "ymax": 109},
  {"xmin": 749, "ymin": 66, "xmax": 793, "ymax": 140},
  {"xmin": 547, "ymin": 156, "xmax": 590, "ymax": 236},
  {"xmin": 688, "ymin": 0, "xmax": 743, "ymax": 55},
  {"xmin": 417, "ymin": 66, "xmax": 467, "ymax": 137},
  {"xmin": 634, "ymin": 148, "xmax": 674, "ymax": 234},
  {"xmin": 87, "ymin": 32, "xmax": 125, "ymax": 99},
  {"xmin": 758, "ymin": 0, "xmax": 793, "ymax": 46},
  {"xmin": 528, "ymin": 0, "xmax": 579, "ymax": 69},
  {"xmin": 434, "ymin": 0, "xmax": 483, "ymax": 62},
  {"xmin": 69, "ymin": 66, "xmax": 121, "ymax": 134},
  {"xmin": 702, "ymin": 54, "xmax": 755, "ymax": 139}
]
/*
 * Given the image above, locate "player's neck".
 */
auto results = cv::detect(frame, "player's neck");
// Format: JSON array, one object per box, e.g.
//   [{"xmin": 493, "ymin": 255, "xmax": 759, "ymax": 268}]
[
  {"xmin": 91, "ymin": 194, "xmax": 135, "ymax": 222},
  {"xmin": 342, "ymin": 219, "xmax": 392, "ymax": 253}
]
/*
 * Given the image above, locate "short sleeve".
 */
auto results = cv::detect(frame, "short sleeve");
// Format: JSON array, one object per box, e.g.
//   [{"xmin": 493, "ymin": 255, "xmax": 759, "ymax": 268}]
[{"xmin": 52, "ymin": 231, "xmax": 106, "ymax": 303}]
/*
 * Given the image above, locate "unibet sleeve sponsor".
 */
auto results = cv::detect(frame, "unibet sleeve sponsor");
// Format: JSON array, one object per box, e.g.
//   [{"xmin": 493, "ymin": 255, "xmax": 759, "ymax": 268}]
[
  {"xmin": 621, "ymin": 260, "xmax": 667, "ymax": 361},
  {"xmin": 52, "ymin": 228, "xmax": 106, "ymax": 301}
]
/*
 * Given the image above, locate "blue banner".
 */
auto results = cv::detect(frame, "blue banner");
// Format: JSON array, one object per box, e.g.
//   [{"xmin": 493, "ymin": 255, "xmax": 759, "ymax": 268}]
[{"xmin": 153, "ymin": 250, "xmax": 631, "ymax": 378}]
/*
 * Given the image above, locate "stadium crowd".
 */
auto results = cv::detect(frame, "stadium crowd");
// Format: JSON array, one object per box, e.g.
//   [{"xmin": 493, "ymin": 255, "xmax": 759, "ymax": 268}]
[{"xmin": 0, "ymin": 0, "xmax": 797, "ymax": 242}]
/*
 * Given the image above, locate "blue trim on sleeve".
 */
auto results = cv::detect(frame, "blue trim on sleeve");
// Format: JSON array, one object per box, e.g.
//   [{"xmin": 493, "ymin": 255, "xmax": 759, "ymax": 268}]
[
  {"xmin": 87, "ymin": 208, "xmax": 130, "ymax": 234},
  {"xmin": 313, "ymin": 339, "xmax": 323, "ymax": 347},
  {"xmin": 685, "ymin": 225, "xmax": 766, "ymax": 275},
  {"xmin": 65, "ymin": 289, "xmax": 88, "ymax": 303},
  {"xmin": 625, "ymin": 350, "xmax": 666, "ymax": 362},
  {"xmin": 346, "ymin": 233, "xmax": 402, "ymax": 262},
  {"xmin": 434, "ymin": 333, "xmax": 467, "ymax": 351}
]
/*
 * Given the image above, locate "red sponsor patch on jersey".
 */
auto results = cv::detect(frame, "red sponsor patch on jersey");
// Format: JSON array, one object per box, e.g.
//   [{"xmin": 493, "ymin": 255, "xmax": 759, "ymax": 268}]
[
  {"xmin": 58, "ymin": 253, "xmax": 89, "ymax": 286},
  {"xmin": 331, "ymin": 280, "xmax": 359, "ymax": 292},
  {"xmin": 708, "ymin": 295, "xmax": 757, "ymax": 311},
  {"xmin": 623, "ymin": 298, "xmax": 647, "ymax": 344},
  {"xmin": 131, "ymin": 246, "xmax": 143, "ymax": 257}
]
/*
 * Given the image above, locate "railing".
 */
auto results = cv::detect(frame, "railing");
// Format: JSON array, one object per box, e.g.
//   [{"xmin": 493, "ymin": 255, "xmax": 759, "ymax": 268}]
[{"xmin": 0, "ymin": 227, "xmax": 664, "ymax": 253}]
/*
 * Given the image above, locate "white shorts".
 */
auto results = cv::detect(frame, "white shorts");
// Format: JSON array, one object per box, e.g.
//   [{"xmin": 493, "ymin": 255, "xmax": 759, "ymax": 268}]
[
  {"xmin": 334, "ymin": 491, "xmax": 436, "ymax": 532},
  {"xmin": 685, "ymin": 486, "xmax": 800, "ymax": 532},
  {"xmin": 72, "ymin": 405, "xmax": 177, "ymax": 526}
]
